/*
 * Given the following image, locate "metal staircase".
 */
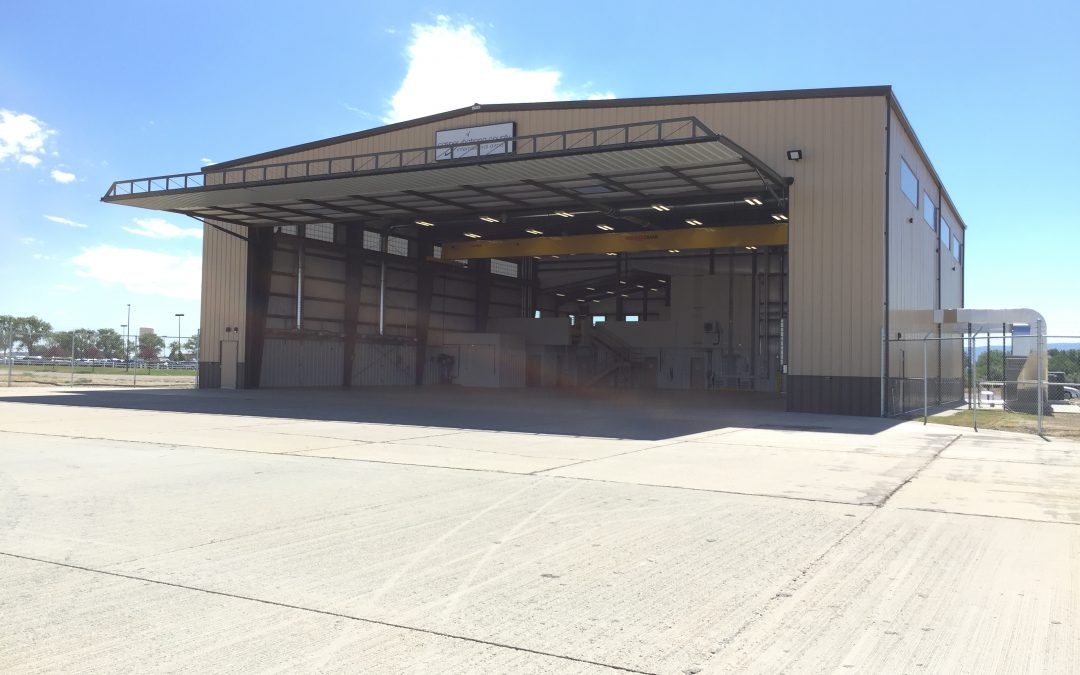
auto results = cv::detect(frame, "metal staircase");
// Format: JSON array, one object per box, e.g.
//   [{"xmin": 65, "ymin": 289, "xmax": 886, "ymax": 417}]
[{"xmin": 585, "ymin": 326, "xmax": 643, "ymax": 387}]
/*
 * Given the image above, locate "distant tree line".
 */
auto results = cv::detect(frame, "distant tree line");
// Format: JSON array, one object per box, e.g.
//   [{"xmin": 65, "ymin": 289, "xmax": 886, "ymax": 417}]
[
  {"xmin": 0, "ymin": 315, "xmax": 199, "ymax": 361},
  {"xmin": 966, "ymin": 348, "xmax": 1080, "ymax": 385}
]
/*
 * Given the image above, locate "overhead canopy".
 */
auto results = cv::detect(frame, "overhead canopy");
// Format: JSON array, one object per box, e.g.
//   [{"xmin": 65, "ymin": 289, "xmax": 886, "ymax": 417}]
[{"xmin": 102, "ymin": 117, "xmax": 791, "ymax": 239}]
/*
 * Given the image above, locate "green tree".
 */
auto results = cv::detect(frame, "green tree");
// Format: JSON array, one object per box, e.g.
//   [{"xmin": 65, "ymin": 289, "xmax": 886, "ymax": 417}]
[
  {"xmin": 1048, "ymin": 349, "xmax": 1080, "ymax": 384},
  {"xmin": 137, "ymin": 330, "xmax": 166, "ymax": 361},
  {"xmin": 13, "ymin": 316, "xmax": 52, "ymax": 356},
  {"xmin": 0, "ymin": 315, "xmax": 16, "ymax": 353},
  {"xmin": 183, "ymin": 328, "xmax": 200, "ymax": 360},
  {"xmin": 94, "ymin": 328, "xmax": 125, "ymax": 359}
]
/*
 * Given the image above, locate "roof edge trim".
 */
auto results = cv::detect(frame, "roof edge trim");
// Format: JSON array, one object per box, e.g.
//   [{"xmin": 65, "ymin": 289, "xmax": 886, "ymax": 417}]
[{"xmin": 207, "ymin": 85, "xmax": 892, "ymax": 171}]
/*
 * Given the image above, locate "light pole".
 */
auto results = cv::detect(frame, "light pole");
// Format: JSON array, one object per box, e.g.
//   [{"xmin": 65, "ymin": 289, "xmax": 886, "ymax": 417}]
[
  {"xmin": 175, "ymin": 313, "xmax": 185, "ymax": 361},
  {"xmin": 125, "ymin": 304, "xmax": 131, "ymax": 369},
  {"xmin": 120, "ymin": 323, "xmax": 128, "ymax": 369}
]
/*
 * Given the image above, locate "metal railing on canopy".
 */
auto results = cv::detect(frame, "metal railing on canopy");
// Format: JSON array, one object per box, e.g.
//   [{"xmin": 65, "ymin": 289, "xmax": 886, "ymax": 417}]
[{"xmin": 104, "ymin": 117, "xmax": 720, "ymax": 199}]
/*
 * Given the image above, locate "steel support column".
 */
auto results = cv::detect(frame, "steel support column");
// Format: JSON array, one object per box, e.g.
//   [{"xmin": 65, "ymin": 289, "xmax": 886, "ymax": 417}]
[
  {"xmin": 415, "ymin": 234, "xmax": 435, "ymax": 385},
  {"xmin": 243, "ymin": 226, "xmax": 275, "ymax": 389},
  {"xmin": 342, "ymin": 228, "xmax": 365, "ymax": 387}
]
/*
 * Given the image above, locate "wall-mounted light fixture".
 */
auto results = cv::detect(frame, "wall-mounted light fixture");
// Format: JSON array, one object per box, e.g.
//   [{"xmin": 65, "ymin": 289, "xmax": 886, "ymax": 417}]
[{"xmin": 787, "ymin": 149, "xmax": 803, "ymax": 161}]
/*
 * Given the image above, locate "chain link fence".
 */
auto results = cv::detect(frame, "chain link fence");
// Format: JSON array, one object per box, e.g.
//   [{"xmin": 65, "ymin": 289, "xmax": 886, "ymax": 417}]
[
  {"xmin": 2, "ymin": 327, "xmax": 198, "ymax": 389},
  {"xmin": 886, "ymin": 322, "xmax": 1080, "ymax": 438}
]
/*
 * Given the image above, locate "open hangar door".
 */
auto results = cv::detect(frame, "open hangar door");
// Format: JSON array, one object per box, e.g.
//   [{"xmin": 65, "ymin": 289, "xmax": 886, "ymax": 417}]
[{"xmin": 102, "ymin": 117, "xmax": 790, "ymax": 394}]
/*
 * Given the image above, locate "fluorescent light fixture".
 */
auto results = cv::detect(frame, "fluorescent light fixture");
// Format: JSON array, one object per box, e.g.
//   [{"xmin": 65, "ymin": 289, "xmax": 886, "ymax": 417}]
[
  {"xmin": 606, "ymin": 291, "xmax": 615, "ymax": 295},
  {"xmin": 668, "ymin": 249, "xmax": 680, "ymax": 253},
  {"xmin": 463, "ymin": 232, "xmax": 481, "ymax": 239},
  {"xmin": 592, "ymin": 299, "xmax": 600, "ymax": 303},
  {"xmin": 525, "ymin": 228, "xmax": 543, "ymax": 235},
  {"xmin": 649, "ymin": 288, "xmax": 658, "ymax": 292},
  {"xmin": 771, "ymin": 214, "xmax": 789, "ymax": 221},
  {"xmin": 658, "ymin": 279, "xmax": 667, "ymax": 284},
  {"xmin": 745, "ymin": 245, "xmax": 758, "ymax": 250},
  {"xmin": 619, "ymin": 280, "xmax": 627, "ymax": 284},
  {"xmin": 636, "ymin": 284, "xmax": 644, "ymax": 288},
  {"xmin": 787, "ymin": 149, "xmax": 803, "ymax": 161},
  {"xmin": 586, "ymin": 287, "xmax": 595, "ymax": 291},
  {"xmin": 651, "ymin": 204, "xmax": 671, "ymax": 212},
  {"xmin": 415, "ymin": 220, "xmax": 434, "ymax": 227},
  {"xmin": 551, "ymin": 255, "xmax": 560, "ymax": 259},
  {"xmin": 744, "ymin": 197, "xmax": 763, "ymax": 206},
  {"xmin": 621, "ymin": 294, "xmax": 629, "ymax": 298},
  {"xmin": 606, "ymin": 252, "xmax": 617, "ymax": 256},
  {"xmin": 685, "ymin": 219, "xmax": 703, "ymax": 226},
  {"xmin": 577, "ymin": 298, "xmax": 585, "ymax": 302},
  {"xmin": 479, "ymin": 216, "xmax": 499, "ymax": 223},
  {"xmin": 554, "ymin": 211, "xmax": 574, "ymax": 218},
  {"xmin": 596, "ymin": 224, "xmax": 614, "ymax": 231},
  {"xmin": 555, "ymin": 292, "xmax": 565, "ymax": 297}
]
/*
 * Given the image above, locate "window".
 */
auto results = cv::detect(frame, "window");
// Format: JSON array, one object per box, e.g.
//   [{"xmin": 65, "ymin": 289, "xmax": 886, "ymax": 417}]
[
  {"xmin": 534, "ymin": 310, "xmax": 541, "ymax": 319},
  {"xmin": 490, "ymin": 259, "xmax": 519, "ymax": 278},
  {"xmin": 275, "ymin": 225, "xmax": 298, "ymax": 236},
  {"xmin": 940, "ymin": 216, "xmax": 951, "ymax": 249},
  {"xmin": 922, "ymin": 192, "xmax": 936, "ymax": 230},
  {"xmin": 386, "ymin": 235, "xmax": 409, "ymax": 257},
  {"xmin": 363, "ymin": 230, "xmax": 381, "ymax": 251},
  {"xmin": 592, "ymin": 316, "xmax": 606, "ymax": 326},
  {"xmin": 951, "ymin": 235, "xmax": 961, "ymax": 261},
  {"xmin": 305, "ymin": 222, "xmax": 334, "ymax": 242},
  {"xmin": 900, "ymin": 157, "xmax": 918, "ymax": 206},
  {"xmin": 624, "ymin": 315, "xmax": 640, "ymax": 322}
]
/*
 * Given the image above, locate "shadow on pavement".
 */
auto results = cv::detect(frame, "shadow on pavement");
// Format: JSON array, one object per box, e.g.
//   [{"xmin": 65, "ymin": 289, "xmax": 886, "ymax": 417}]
[{"xmin": 1, "ymin": 386, "xmax": 903, "ymax": 441}]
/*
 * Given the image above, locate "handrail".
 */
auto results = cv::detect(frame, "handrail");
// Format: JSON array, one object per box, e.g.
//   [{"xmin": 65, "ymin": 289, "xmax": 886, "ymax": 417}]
[{"xmin": 103, "ymin": 117, "xmax": 717, "ymax": 199}]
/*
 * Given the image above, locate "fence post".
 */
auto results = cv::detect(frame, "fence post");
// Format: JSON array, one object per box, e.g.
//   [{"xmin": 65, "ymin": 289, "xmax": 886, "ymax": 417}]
[
  {"xmin": 970, "ymin": 332, "xmax": 978, "ymax": 432},
  {"xmin": 6, "ymin": 324, "xmax": 12, "ymax": 387},
  {"xmin": 880, "ymin": 326, "xmax": 886, "ymax": 417},
  {"xmin": 1036, "ymin": 318, "xmax": 1044, "ymax": 436},
  {"xmin": 70, "ymin": 332, "xmax": 76, "ymax": 386},
  {"xmin": 923, "ymin": 334, "xmax": 928, "ymax": 425}
]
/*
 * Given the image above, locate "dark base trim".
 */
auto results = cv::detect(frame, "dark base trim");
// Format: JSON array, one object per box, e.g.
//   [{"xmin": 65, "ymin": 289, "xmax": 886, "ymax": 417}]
[{"xmin": 787, "ymin": 375, "xmax": 882, "ymax": 417}]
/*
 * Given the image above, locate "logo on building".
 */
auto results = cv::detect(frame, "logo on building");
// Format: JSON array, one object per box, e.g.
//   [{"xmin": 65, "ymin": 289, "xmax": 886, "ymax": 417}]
[{"xmin": 435, "ymin": 122, "xmax": 515, "ymax": 161}]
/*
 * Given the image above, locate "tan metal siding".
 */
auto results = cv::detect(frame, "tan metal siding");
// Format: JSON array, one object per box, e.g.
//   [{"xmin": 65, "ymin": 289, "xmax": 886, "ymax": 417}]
[{"xmin": 199, "ymin": 220, "xmax": 247, "ymax": 365}]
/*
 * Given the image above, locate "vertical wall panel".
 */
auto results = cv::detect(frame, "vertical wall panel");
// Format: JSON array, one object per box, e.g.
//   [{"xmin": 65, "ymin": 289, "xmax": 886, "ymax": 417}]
[{"xmin": 199, "ymin": 220, "xmax": 248, "ymax": 384}]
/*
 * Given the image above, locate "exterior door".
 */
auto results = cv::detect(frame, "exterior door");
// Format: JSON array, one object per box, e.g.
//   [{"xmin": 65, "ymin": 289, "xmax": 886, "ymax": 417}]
[{"xmin": 220, "ymin": 340, "xmax": 238, "ymax": 389}]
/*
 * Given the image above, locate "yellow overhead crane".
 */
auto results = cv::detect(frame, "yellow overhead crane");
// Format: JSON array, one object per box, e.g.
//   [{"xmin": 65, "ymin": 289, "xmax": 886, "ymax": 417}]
[{"xmin": 438, "ymin": 223, "xmax": 788, "ymax": 260}]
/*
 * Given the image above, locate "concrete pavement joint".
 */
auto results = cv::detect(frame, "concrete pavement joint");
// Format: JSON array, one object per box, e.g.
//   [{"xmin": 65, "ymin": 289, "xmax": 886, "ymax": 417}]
[
  {"xmin": 895, "ymin": 506, "xmax": 1080, "ymax": 527},
  {"xmin": 0, "ymin": 550, "xmax": 655, "ymax": 675},
  {"xmin": 874, "ymin": 433, "xmax": 962, "ymax": 507}
]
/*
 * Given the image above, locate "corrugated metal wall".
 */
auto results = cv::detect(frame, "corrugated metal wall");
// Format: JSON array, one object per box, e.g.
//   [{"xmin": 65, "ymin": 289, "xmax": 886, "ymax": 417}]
[
  {"xmin": 352, "ymin": 341, "xmax": 416, "ymax": 386},
  {"xmin": 199, "ymin": 220, "xmax": 248, "ymax": 386},
  {"xmin": 261, "ymin": 338, "xmax": 344, "ymax": 387}
]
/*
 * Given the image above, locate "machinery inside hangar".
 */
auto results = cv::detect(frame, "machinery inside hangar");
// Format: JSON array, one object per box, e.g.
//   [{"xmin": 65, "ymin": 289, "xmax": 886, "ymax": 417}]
[{"xmin": 103, "ymin": 117, "xmax": 791, "ymax": 395}]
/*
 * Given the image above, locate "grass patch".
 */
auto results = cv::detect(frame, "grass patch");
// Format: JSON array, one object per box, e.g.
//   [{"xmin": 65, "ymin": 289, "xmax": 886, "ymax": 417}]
[
  {"xmin": 927, "ymin": 408, "xmax": 1080, "ymax": 439},
  {"xmin": 7, "ymin": 365, "xmax": 196, "ymax": 377}
]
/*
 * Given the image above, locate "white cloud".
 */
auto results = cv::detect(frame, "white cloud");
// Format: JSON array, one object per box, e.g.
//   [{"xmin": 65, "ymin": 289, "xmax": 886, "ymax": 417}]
[
  {"xmin": 123, "ymin": 217, "xmax": 202, "ymax": 240},
  {"xmin": 385, "ymin": 17, "xmax": 614, "ymax": 123},
  {"xmin": 44, "ymin": 214, "xmax": 88, "ymax": 228},
  {"xmin": 0, "ymin": 109, "xmax": 53, "ymax": 167},
  {"xmin": 18, "ymin": 236, "xmax": 42, "ymax": 246},
  {"xmin": 51, "ymin": 169, "xmax": 76, "ymax": 183},
  {"xmin": 72, "ymin": 245, "xmax": 201, "ymax": 300},
  {"xmin": 32, "ymin": 253, "xmax": 54, "ymax": 261},
  {"xmin": 200, "ymin": 157, "xmax": 213, "ymax": 165}
]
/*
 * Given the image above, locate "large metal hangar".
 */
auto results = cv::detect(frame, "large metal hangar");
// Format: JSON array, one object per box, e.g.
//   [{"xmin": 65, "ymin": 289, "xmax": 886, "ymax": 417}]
[{"xmin": 102, "ymin": 85, "xmax": 966, "ymax": 416}]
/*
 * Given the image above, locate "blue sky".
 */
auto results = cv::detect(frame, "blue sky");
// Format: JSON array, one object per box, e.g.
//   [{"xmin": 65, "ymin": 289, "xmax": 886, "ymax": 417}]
[{"xmin": 2, "ymin": 0, "xmax": 1078, "ymax": 339}]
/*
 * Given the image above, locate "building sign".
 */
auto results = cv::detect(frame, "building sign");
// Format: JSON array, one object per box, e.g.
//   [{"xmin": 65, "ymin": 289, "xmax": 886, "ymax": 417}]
[{"xmin": 435, "ymin": 122, "xmax": 515, "ymax": 161}]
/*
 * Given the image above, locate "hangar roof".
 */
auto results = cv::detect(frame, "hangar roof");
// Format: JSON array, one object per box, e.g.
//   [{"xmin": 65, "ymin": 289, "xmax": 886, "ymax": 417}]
[{"xmin": 101, "ymin": 117, "xmax": 791, "ymax": 239}]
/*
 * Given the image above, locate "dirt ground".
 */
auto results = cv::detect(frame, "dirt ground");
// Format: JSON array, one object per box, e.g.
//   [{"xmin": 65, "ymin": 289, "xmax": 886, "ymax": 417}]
[{"xmin": 2, "ymin": 370, "xmax": 195, "ymax": 389}]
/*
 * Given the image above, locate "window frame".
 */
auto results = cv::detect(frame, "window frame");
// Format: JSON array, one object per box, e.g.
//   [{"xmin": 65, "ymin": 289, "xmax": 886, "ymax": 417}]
[{"xmin": 899, "ymin": 157, "xmax": 919, "ymax": 207}]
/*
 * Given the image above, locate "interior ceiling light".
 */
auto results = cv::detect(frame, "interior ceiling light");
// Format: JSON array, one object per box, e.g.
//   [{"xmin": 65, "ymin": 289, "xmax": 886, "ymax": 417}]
[
  {"xmin": 597, "ymin": 224, "xmax": 614, "ymax": 231},
  {"xmin": 649, "ymin": 288, "xmax": 659, "ymax": 292},
  {"xmin": 636, "ymin": 284, "xmax": 644, "ymax": 288},
  {"xmin": 651, "ymin": 204, "xmax": 671, "ymax": 212},
  {"xmin": 554, "ymin": 211, "xmax": 574, "ymax": 218},
  {"xmin": 685, "ymin": 219, "xmax": 703, "ymax": 226},
  {"xmin": 555, "ymin": 292, "xmax": 566, "ymax": 297},
  {"xmin": 606, "ymin": 291, "xmax": 615, "ymax": 295},
  {"xmin": 787, "ymin": 149, "xmax": 803, "ymax": 161},
  {"xmin": 668, "ymin": 249, "xmax": 680, "ymax": 253},
  {"xmin": 771, "ymin": 214, "xmax": 789, "ymax": 221},
  {"xmin": 619, "ymin": 280, "xmax": 627, "ymax": 284},
  {"xmin": 525, "ymin": 228, "xmax": 543, "ymax": 235},
  {"xmin": 464, "ymin": 232, "xmax": 481, "ymax": 239},
  {"xmin": 606, "ymin": 252, "xmax": 617, "ymax": 256},
  {"xmin": 745, "ymin": 245, "xmax": 758, "ymax": 250},
  {"xmin": 479, "ymin": 216, "xmax": 499, "ymax": 223},
  {"xmin": 586, "ymin": 287, "xmax": 595, "ymax": 291},
  {"xmin": 658, "ymin": 279, "xmax": 667, "ymax": 284},
  {"xmin": 592, "ymin": 299, "xmax": 600, "ymax": 303},
  {"xmin": 551, "ymin": 255, "xmax": 560, "ymax": 259},
  {"xmin": 415, "ymin": 220, "xmax": 434, "ymax": 227},
  {"xmin": 621, "ymin": 294, "xmax": 629, "ymax": 298},
  {"xmin": 744, "ymin": 197, "xmax": 763, "ymax": 206},
  {"xmin": 577, "ymin": 298, "xmax": 586, "ymax": 302}
]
